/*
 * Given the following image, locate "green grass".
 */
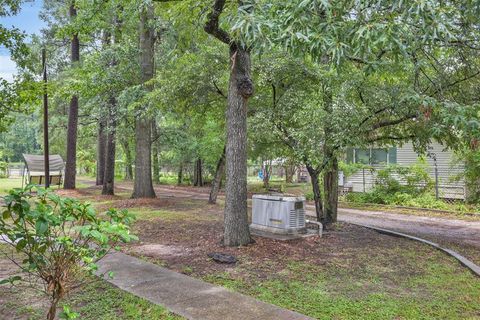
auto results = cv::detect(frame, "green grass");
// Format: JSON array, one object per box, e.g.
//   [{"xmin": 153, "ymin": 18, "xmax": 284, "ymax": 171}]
[
  {"xmin": 0, "ymin": 177, "xmax": 22, "ymax": 195},
  {"xmin": 0, "ymin": 244, "xmax": 183, "ymax": 320},
  {"xmin": 2, "ymin": 279, "xmax": 182, "ymax": 320},
  {"xmin": 0, "ymin": 177, "xmax": 92, "ymax": 196},
  {"xmin": 203, "ymin": 247, "xmax": 480, "ymax": 320},
  {"xmin": 65, "ymin": 279, "xmax": 182, "ymax": 320},
  {"xmin": 128, "ymin": 207, "xmax": 217, "ymax": 222}
]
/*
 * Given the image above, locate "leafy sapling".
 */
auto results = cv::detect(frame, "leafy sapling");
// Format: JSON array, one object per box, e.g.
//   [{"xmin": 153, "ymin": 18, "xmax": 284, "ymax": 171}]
[{"xmin": 0, "ymin": 186, "xmax": 137, "ymax": 320}]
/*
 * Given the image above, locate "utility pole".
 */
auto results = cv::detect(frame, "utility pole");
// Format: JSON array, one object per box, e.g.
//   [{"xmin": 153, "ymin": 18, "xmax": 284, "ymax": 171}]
[{"xmin": 42, "ymin": 48, "xmax": 50, "ymax": 188}]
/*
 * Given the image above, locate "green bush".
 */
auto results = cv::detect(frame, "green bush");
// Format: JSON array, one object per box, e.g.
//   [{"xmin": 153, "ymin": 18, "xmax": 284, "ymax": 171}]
[
  {"xmin": 459, "ymin": 150, "xmax": 480, "ymax": 204},
  {"xmin": 389, "ymin": 192, "xmax": 414, "ymax": 205},
  {"xmin": 304, "ymin": 191, "xmax": 314, "ymax": 201},
  {"xmin": 343, "ymin": 161, "xmax": 455, "ymax": 210},
  {"xmin": 375, "ymin": 160, "xmax": 433, "ymax": 196},
  {"xmin": 0, "ymin": 187, "xmax": 137, "ymax": 320},
  {"xmin": 402, "ymin": 193, "xmax": 449, "ymax": 210},
  {"xmin": 0, "ymin": 161, "xmax": 8, "ymax": 178}
]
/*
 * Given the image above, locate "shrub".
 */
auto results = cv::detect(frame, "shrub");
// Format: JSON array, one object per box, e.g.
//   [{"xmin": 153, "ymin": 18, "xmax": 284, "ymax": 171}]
[
  {"xmin": 459, "ymin": 150, "xmax": 480, "ymax": 204},
  {"xmin": 389, "ymin": 192, "xmax": 414, "ymax": 205},
  {"xmin": 343, "ymin": 160, "xmax": 438, "ymax": 207},
  {"xmin": 0, "ymin": 186, "xmax": 137, "ymax": 320},
  {"xmin": 375, "ymin": 160, "xmax": 433, "ymax": 195},
  {"xmin": 403, "ymin": 193, "xmax": 449, "ymax": 210},
  {"xmin": 0, "ymin": 161, "xmax": 8, "ymax": 178},
  {"xmin": 304, "ymin": 191, "xmax": 314, "ymax": 201}
]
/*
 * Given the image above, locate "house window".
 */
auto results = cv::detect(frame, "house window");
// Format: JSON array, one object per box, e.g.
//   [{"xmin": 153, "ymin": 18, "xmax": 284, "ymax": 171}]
[
  {"xmin": 353, "ymin": 148, "xmax": 390, "ymax": 165},
  {"xmin": 354, "ymin": 149, "xmax": 370, "ymax": 164},
  {"xmin": 371, "ymin": 149, "xmax": 388, "ymax": 164}
]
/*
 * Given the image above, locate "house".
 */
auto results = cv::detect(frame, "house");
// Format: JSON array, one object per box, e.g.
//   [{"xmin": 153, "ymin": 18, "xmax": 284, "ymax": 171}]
[{"xmin": 342, "ymin": 142, "xmax": 466, "ymax": 200}]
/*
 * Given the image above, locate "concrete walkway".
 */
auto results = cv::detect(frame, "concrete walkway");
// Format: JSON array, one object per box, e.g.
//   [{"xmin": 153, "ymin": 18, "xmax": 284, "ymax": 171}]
[{"xmin": 97, "ymin": 251, "xmax": 313, "ymax": 320}]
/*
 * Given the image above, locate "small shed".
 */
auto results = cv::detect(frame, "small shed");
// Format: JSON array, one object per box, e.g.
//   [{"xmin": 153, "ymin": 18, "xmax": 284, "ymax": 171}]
[{"xmin": 22, "ymin": 154, "xmax": 65, "ymax": 188}]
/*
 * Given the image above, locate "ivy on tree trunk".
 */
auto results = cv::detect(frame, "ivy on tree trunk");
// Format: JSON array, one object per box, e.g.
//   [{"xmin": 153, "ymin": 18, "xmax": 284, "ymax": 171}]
[{"xmin": 323, "ymin": 156, "xmax": 338, "ymax": 224}]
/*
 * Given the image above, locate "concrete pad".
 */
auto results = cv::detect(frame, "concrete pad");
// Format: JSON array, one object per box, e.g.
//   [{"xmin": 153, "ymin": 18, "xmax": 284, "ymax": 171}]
[
  {"xmin": 250, "ymin": 227, "xmax": 319, "ymax": 241},
  {"xmin": 97, "ymin": 251, "xmax": 313, "ymax": 320}
]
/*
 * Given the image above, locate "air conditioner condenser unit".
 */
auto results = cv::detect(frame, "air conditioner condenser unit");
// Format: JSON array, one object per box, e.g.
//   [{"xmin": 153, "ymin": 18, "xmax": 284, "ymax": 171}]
[{"xmin": 250, "ymin": 194, "xmax": 307, "ymax": 235}]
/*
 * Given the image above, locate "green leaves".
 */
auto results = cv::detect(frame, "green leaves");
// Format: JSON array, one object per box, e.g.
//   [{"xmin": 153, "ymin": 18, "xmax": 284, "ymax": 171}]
[
  {"xmin": 0, "ymin": 186, "xmax": 137, "ymax": 305},
  {"xmin": 0, "ymin": 275, "xmax": 21, "ymax": 285},
  {"xmin": 234, "ymin": 0, "xmax": 479, "ymax": 67},
  {"xmin": 59, "ymin": 305, "xmax": 79, "ymax": 320},
  {"xmin": 35, "ymin": 218, "xmax": 49, "ymax": 235},
  {"xmin": 16, "ymin": 238, "xmax": 27, "ymax": 251}
]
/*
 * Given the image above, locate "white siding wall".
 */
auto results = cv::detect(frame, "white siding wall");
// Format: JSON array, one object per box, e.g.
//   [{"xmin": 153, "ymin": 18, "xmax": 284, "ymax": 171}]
[{"xmin": 344, "ymin": 142, "xmax": 466, "ymax": 199}]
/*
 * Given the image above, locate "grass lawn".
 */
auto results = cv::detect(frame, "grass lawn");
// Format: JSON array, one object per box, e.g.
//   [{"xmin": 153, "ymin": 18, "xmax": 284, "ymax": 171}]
[
  {"xmin": 0, "ymin": 278, "xmax": 182, "ymax": 320},
  {"xmin": 0, "ymin": 177, "xmax": 22, "ymax": 195},
  {"xmin": 0, "ymin": 176, "xmax": 95, "ymax": 196},
  {"xmin": 203, "ymin": 253, "xmax": 479, "ymax": 320}
]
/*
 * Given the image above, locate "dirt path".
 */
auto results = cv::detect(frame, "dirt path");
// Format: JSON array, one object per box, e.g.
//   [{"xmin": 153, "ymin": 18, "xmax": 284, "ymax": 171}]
[
  {"xmin": 335, "ymin": 207, "xmax": 480, "ymax": 248},
  {"xmin": 332, "ymin": 207, "xmax": 480, "ymax": 265}
]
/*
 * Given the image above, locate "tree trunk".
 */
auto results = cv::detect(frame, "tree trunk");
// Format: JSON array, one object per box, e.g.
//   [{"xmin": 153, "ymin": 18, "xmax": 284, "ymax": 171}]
[
  {"xmin": 64, "ymin": 1, "xmax": 80, "ymax": 190},
  {"xmin": 223, "ymin": 46, "xmax": 253, "ymax": 247},
  {"xmin": 152, "ymin": 120, "xmax": 160, "ymax": 184},
  {"xmin": 199, "ymin": 159, "xmax": 203, "ymax": 186},
  {"xmin": 96, "ymin": 118, "xmax": 106, "ymax": 186},
  {"xmin": 177, "ymin": 163, "xmax": 183, "ymax": 185},
  {"xmin": 193, "ymin": 158, "xmax": 203, "ymax": 187},
  {"xmin": 102, "ymin": 96, "xmax": 116, "ymax": 195},
  {"xmin": 121, "ymin": 137, "xmax": 133, "ymax": 180},
  {"xmin": 322, "ymin": 85, "xmax": 337, "ymax": 225},
  {"xmin": 306, "ymin": 164, "xmax": 323, "ymax": 222},
  {"xmin": 47, "ymin": 299, "xmax": 58, "ymax": 320},
  {"xmin": 97, "ymin": 31, "xmax": 111, "ymax": 190},
  {"xmin": 132, "ymin": 4, "xmax": 155, "ymax": 198},
  {"xmin": 284, "ymin": 164, "xmax": 295, "ymax": 183},
  {"xmin": 209, "ymin": 146, "xmax": 226, "ymax": 204},
  {"xmin": 323, "ymin": 156, "xmax": 338, "ymax": 225},
  {"xmin": 262, "ymin": 160, "xmax": 272, "ymax": 189}
]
